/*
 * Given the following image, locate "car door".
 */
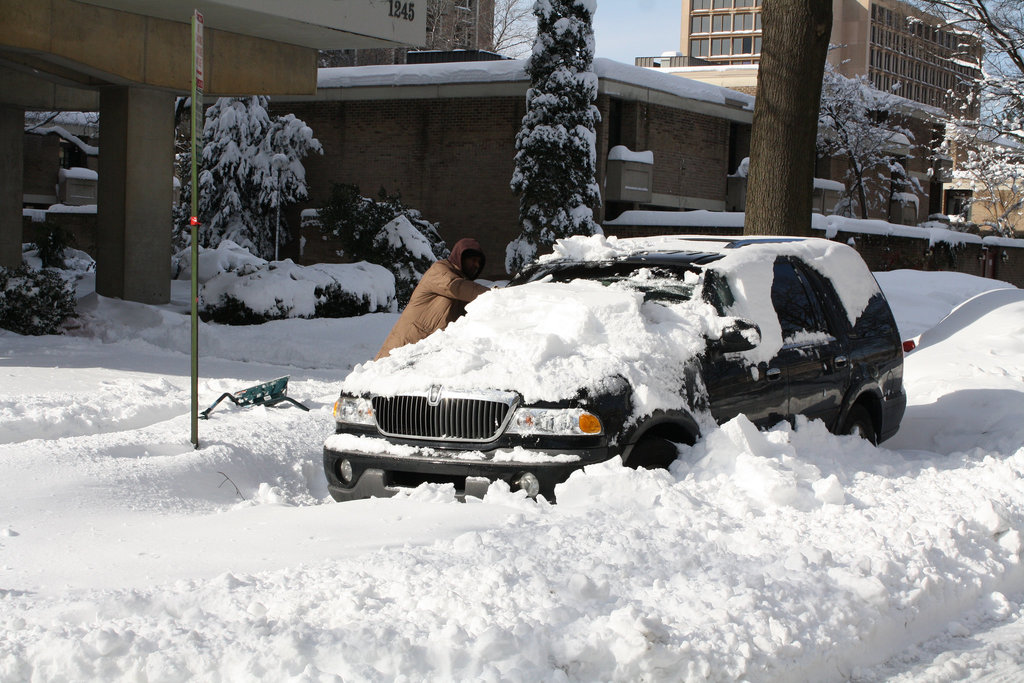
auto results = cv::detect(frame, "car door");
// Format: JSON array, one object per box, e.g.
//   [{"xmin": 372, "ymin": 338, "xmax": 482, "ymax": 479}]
[
  {"xmin": 703, "ymin": 271, "xmax": 789, "ymax": 430},
  {"xmin": 770, "ymin": 258, "xmax": 851, "ymax": 428}
]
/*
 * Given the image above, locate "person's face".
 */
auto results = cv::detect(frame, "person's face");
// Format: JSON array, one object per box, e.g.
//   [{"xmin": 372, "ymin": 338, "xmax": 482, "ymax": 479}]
[{"xmin": 462, "ymin": 253, "xmax": 483, "ymax": 279}]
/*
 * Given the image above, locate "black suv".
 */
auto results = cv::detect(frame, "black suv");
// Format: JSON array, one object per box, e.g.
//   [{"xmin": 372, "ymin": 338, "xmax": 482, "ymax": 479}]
[{"xmin": 324, "ymin": 236, "xmax": 905, "ymax": 502}]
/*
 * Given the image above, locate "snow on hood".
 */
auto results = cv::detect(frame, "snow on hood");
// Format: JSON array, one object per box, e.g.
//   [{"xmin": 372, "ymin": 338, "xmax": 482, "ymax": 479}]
[{"xmin": 342, "ymin": 273, "xmax": 726, "ymax": 420}]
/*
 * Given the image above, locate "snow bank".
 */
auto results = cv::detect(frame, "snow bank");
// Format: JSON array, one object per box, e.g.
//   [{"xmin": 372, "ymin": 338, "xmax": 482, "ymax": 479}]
[{"xmin": 2, "ymin": 260, "xmax": 1024, "ymax": 681}]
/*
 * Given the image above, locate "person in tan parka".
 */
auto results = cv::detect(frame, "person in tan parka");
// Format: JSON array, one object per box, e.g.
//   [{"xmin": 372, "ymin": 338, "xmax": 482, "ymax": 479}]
[{"xmin": 374, "ymin": 237, "xmax": 490, "ymax": 360}]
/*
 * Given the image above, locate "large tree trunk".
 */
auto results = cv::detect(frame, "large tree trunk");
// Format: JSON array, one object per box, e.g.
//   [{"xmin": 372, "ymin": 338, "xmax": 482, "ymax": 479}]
[{"xmin": 744, "ymin": 0, "xmax": 832, "ymax": 236}]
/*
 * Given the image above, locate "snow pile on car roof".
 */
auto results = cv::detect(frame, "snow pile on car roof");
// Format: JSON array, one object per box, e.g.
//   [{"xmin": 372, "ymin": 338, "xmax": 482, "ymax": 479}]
[
  {"xmin": 537, "ymin": 234, "xmax": 881, "ymax": 366},
  {"xmin": 343, "ymin": 272, "xmax": 728, "ymax": 422}
]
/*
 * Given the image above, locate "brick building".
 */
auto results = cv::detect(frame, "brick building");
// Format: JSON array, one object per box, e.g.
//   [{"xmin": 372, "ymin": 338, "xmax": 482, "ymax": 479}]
[{"xmin": 272, "ymin": 58, "xmax": 754, "ymax": 270}]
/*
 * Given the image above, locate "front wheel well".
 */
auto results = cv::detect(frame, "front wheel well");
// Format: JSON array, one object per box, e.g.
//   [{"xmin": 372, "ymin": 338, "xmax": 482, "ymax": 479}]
[{"xmin": 622, "ymin": 418, "xmax": 699, "ymax": 469}]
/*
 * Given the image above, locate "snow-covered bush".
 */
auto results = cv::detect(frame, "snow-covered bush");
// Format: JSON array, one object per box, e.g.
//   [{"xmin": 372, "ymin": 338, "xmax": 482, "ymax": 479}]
[
  {"xmin": 175, "ymin": 96, "xmax": 323, "ymax": 259},
  {"xmin": 507, "ymin": 0, "xmax": 601, "ymax": 274},
  {"xmin": 27, "ymin": 221, "xmax": 74, "ymax": 269},
  {"xmin": 0, "ymin": 265, "xmax": 76, "ymax": 335},
  {"xmin": 195, "ymin": 244, "xmax": 395, "ymax": 325},
  {"xmin": 172, "ymin": 239, "xmax": 267, "ymax": 283},
  {"xmin": 316, "ymin": 184, "xmax": 447, "ymax": 306}
]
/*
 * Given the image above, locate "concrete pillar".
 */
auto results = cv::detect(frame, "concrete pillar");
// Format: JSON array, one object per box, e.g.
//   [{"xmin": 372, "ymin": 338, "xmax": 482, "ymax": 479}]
[
  {"xmin": 0, "ymin": 105, "xmax": 24, "ymax": 270},
  {"xmin": 97, "ymin": 86, "xmax": 173, "ymax": 304}
]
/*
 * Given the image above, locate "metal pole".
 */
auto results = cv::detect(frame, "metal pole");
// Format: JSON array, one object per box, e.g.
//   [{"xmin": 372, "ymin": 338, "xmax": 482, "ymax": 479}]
[{"xmin": 190, "ymin": 9, "xmax": 204, "ymax": 449}]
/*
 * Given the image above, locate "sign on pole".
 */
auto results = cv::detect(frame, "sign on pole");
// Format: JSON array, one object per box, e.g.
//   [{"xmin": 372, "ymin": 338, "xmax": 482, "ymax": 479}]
[{"xmin": 190, "ymin": 9, "xmax": 204, "ymax": 449}]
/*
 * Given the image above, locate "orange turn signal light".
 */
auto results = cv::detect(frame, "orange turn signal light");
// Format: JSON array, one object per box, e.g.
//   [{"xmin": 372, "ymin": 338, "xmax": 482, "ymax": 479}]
[{"xmin": 578, "ymin": 413, "xmax": 602, "ymax": 434}]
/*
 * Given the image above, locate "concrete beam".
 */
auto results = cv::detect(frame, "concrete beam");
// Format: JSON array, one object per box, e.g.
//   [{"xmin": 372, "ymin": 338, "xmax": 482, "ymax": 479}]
[
  {"xmin": 73, "ymin": 0, "xmax": 426, "ymax": 50},
  {"xmin": 0, "ymin": 105, "xmax": 24, "ymax": 269},
  {"xmin": 2, "ymin": 0, "xmax": 319, "ymax": 96},
  {"xmin": 96, "ymin": 87, "xmax": 173, "ymax": 304},
  {"xmin": 0, "ymin": 62, "xmax": 100, "ymax": 110}
]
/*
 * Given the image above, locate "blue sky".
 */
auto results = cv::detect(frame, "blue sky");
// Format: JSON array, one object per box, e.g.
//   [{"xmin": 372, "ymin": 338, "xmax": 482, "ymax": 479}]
[{"xmin": 592, "ymin": 0, "xmax": 683, "ymax": 64}]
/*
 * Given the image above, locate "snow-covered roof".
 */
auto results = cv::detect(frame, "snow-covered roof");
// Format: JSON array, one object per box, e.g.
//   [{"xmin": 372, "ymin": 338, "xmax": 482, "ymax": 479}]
[
  {"xmin": 24, "ymin": 111, "xmax": 99, "ymax": 137},
  {"xmin": 314, "ymin": 58, "xmax": 754, "ymax": 118},
  {"xmin": 607, "ymin": 146, "xmax": 654, "ymax": 164},
  {"xmin": 813, "ymin": 178, "xmax": 845, "ymax": 192},
  {"xmin": 58, "ymin": 167, "xmax": 98, "ymax": 181},
  {"xmin": 26, "ymin": 126, "xmax": 99, "ymax": 156},
  {"xmin": 815, "ymin": 215, "xmax": 1024, "ymax": 248},
  {"xmin": 604, "ymin": 211, "xmax": 1024, "ymax": 250}
]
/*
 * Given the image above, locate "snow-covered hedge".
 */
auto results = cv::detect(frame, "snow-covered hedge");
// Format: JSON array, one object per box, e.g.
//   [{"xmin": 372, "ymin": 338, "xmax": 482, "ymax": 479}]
[
  {"xmin": 0, "ymin": 265, "xmax": 77, "ymax": 336},
  {"xmin": 185, "ymin": 241, "xmax": 396, "ymax": 324},
  {"xmin": 315, "ymin": 184, "xmax": 447, "ymax": 306}
]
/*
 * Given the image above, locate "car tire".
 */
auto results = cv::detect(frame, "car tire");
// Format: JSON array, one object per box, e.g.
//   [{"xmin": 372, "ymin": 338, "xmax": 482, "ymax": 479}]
[
  {"xmin": 842, "ymin": 405, "xmax": 877, "ymax": 445},
  {"xmin": 627, "ymin": 436, "xmax": 680, "ymax": 470}
]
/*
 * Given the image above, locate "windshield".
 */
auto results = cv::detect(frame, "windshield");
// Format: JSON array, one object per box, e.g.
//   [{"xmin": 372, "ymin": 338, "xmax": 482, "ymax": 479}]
[{"xmin": 512, "ymin": 262, "xmax": 702, "ymax": 305}]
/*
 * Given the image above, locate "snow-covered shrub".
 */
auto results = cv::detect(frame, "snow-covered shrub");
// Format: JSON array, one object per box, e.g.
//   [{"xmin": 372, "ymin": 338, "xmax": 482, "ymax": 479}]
[
  {"xmin": 316, "ymin": 184, "xmax": 447, "ymax": 306},
  {"xmin": 199, "ymin": 257, "xmax": 395, "ymax": 325},
  {"xmin": 175, "ymin": 96, "xmax": 323, "ymax": 259},
  {"xmin": 172, "ymin": 239, "xmax": 267, "ymax": 283},
  {"xmin": 507, "ymin": 0, "xmax": 602, "ymax": 274},
  {"xmin": 29, "ymin": 221, "xmax": 72, "ymax": 269},
  {"xmin": 0, "ymin": 265, "xmax": 76, "ymax": 335}
]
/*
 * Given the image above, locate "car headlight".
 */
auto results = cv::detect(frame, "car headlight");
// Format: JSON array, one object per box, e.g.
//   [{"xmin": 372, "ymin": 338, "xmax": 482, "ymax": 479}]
[
  {"xmin": 333, "ymin": 396, "xmax": 375, "ymax": 426},
  {"xmin": 506, "ymin": 407, "xmax": 603, "ymax": 436}
]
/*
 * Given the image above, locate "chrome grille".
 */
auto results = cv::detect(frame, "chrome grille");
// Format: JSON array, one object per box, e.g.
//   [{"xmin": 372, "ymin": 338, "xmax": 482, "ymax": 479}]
[{"xmin": 372, "ymin": 392, "xmax": 516, "ymax": 442}]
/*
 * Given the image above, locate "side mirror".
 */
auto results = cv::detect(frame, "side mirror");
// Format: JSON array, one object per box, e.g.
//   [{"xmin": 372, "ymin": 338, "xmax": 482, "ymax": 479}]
[{"xmin": 711, "ymin": 319, "xmax": 760, "ymax": 353}]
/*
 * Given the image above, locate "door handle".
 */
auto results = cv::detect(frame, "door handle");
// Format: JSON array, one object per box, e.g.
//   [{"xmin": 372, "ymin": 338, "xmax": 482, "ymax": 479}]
[
  {"xmin": 766, "ymin": 367, "xmax": 782, "ymax": 381},
  {"xmin": 834, "ymin": 355, "xmax": 849, "ymax": 368}
]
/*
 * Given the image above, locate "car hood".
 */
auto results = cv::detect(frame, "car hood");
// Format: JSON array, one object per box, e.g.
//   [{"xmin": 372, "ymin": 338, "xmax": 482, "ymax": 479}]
[{"xmin": 341, "ymin": 276, "xmax": 730, "ymax": 419}]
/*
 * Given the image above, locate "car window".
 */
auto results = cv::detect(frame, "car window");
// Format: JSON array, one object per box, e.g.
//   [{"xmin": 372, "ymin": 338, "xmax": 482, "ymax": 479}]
[
  {"xmin": 851, "ymin": 292, "xmax": 899, "ymax": 340},
  {"xmin": 702, "ymin": 270, "xmax": 734, "ymax": 315},
  {"xmin": 771, "ymin": 259, "xmax": 831, "ymax": 343}
]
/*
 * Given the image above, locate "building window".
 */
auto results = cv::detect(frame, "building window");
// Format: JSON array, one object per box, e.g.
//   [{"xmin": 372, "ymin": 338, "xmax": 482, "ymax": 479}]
[
  {"xmin": 691, "ymin": 15, "xmax": 710, "ymax": 33},
  {"xmin": 711, "ymin": 38, "xmax": 729, "ymax": 56},
  {"xmin": 753, "ymin": 36, "xmax": 761, "ymax": 53},
  {"xmin": 732, "ymin": 36, "xmax": 753, "ymax": 54},
  {"xmin": 690, "ymin": 38, "xmax": 709, "ymax": 56},
  {"xmin": 735, "ymin": 0, "xmax": 754, "ymax": 6},
  {"xmin": 755, "ymin": 13, "xmax": 762, "ymax": 29},
  {"xmin": 735, "ymin": 13, "xmax": 754, "ymax": 30},
  {"xmin": 712, "ymin": 14, "xmax": 732, "ymax": 32},
  {"xmin": 692, "ymin": 0, "xmax": 711, "ymax": 8},
  {"xmin": 713, "ymin": 0, "xmax": 731, "ymax": 8}
]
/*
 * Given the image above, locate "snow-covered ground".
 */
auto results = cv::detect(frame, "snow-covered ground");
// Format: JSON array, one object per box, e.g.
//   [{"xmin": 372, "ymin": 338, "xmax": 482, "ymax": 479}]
[{"xmin": 2, "ymin": 268, "xmax": 1023, "ymax": 681}]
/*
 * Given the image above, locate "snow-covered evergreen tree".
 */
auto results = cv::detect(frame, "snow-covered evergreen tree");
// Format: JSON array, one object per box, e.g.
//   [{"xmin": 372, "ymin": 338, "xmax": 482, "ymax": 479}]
[
  {"xmin": 176, "ymin": 97, "xmax": 322, "ymax": 259},
  {"xmin": 817, "ymin": 62, "xmax": 919, "ymax": 220},
  {"xmin": 507, "ymin": 0, "xmax": 601, "ymax": 274}
]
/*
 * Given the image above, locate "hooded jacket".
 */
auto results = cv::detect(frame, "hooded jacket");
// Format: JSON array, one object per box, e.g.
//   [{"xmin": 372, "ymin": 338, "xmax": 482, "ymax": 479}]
[{"xmin": 374, "ymin": 238, "xmax": 489, "ymax": 360}]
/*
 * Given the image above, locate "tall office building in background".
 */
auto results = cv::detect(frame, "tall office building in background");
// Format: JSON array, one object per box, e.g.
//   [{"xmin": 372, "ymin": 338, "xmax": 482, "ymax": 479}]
[{"xmin": 640, "ymin": 0, "xmax": 981, "ymax": 115}]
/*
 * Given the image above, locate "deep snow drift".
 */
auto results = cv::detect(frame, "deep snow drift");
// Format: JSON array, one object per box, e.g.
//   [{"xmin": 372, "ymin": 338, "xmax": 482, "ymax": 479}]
[{"xmin": 1, "ymin": 268, "xmax": 1023, "ymax": 681}]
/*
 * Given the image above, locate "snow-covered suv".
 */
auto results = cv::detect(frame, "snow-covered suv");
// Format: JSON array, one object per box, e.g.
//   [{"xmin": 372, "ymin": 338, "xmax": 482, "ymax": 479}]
[{"xmin": 324, "ymin": 235, "xmax": 906, "ymax": 502}]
